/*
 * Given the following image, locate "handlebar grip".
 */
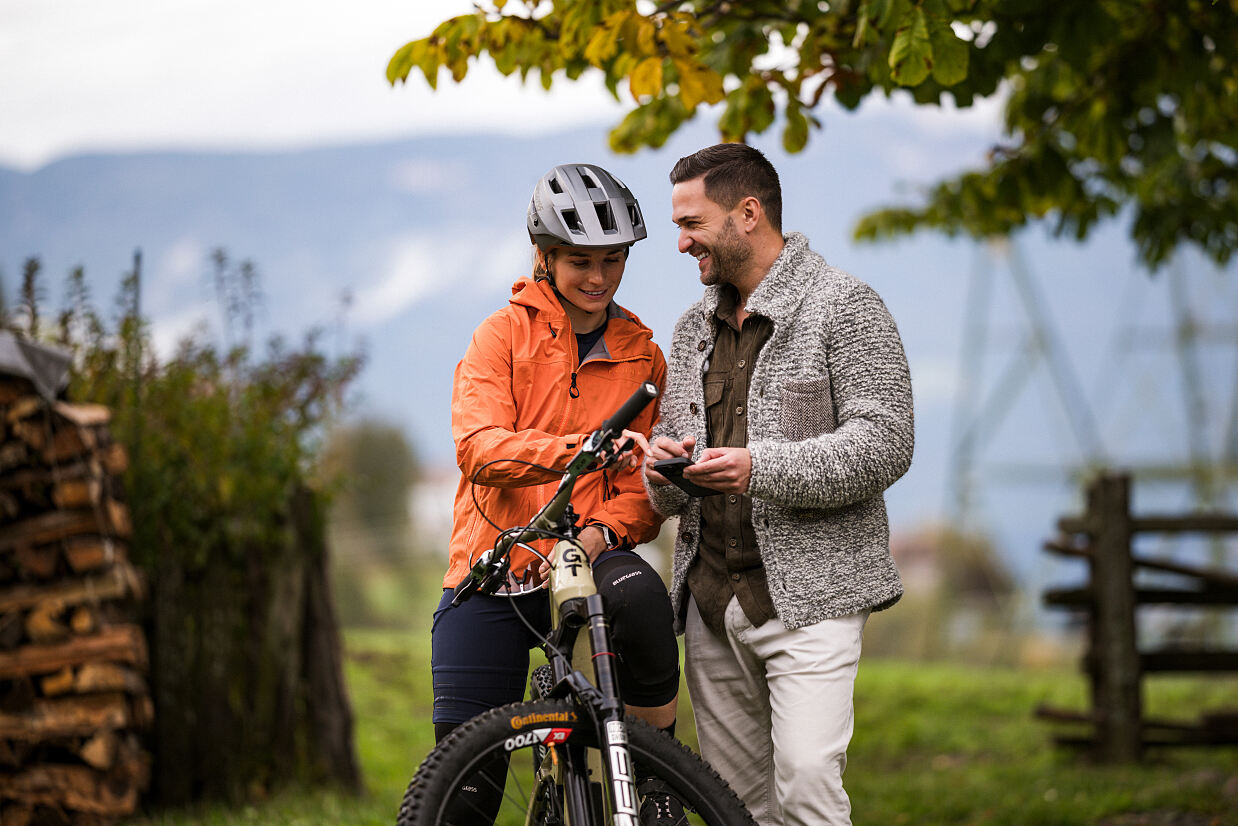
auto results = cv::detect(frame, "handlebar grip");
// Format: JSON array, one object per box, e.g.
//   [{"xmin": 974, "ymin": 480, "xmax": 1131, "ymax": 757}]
[
  {"xmin": 601, "ymin": 382, "xmax": 658, "ymax": 434},
  {"xmin": 450, "ymin": 574, "xmax": 478, "ymax": 606}
]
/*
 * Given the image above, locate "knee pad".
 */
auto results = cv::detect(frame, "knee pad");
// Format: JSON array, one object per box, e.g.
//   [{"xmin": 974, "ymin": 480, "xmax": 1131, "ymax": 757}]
[{"xmin": 593, "ymin": 552, "xmax": 681, "ymax": 707}]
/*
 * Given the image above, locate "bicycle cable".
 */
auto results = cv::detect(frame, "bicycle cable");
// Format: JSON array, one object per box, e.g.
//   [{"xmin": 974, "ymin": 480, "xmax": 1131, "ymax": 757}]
[
  {"xmin": 429, "ymin": 521, "xmax": 576, "ymax": 636},
  {"xmin": 468, "ymin": 456, "xmax": 605, "ymax": 533}
]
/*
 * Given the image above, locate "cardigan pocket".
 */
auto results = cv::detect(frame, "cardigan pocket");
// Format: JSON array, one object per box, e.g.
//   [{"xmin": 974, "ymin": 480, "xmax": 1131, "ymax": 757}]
[{"xmin": 779, "ymin": 376, "xmax": 836, "ymax": 441}]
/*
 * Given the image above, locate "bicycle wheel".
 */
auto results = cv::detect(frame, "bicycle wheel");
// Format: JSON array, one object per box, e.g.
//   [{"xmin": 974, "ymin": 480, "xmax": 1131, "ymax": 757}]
[{"xmin": 397, "ymin": 698, "xmax": 755, "ymax": 826}]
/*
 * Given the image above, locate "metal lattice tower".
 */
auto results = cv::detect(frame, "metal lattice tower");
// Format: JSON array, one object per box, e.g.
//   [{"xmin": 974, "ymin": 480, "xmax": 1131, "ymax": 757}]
[{"xmin": 946, "ymin": 239, "xmax": 1238, "ymax": 531}]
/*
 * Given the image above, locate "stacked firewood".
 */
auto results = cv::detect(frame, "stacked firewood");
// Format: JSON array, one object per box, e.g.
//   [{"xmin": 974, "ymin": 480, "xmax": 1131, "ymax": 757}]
[{"xmin": 0, "ymin": 374, "xmax": 150, "ymax": 824}]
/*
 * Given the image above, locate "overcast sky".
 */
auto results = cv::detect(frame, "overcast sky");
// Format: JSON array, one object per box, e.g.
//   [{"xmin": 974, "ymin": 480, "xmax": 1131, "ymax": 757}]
[
  {"xmin": 0, "ymin": 0, "xmax": 632, "ymax": 169},
  {"xmin": 0, "ymin": 0, "xmax": 1011, "ymax": 171}
]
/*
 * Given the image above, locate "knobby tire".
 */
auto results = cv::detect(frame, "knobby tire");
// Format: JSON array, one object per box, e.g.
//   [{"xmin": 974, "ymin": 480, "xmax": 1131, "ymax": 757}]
[{"xmin": 397, "ymin": 698, "xmax": 754, "ymax": 826}]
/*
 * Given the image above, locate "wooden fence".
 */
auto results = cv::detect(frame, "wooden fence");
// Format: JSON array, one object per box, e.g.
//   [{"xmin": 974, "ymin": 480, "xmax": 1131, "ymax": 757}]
[{"xmin": 1037, "ymin": 472, "xmax": 1238, "ymax": 761}]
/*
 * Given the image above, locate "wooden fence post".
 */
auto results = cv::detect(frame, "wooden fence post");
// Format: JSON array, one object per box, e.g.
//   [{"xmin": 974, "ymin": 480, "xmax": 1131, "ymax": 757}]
[{"xmin": 1087, "ymin": 473, "xmax": 1142, "ymax": 761}]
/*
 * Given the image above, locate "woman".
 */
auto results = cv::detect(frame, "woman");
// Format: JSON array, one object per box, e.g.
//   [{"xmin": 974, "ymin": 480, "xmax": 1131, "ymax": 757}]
[{"xmin": 431, "ymin": 164, "xmax": 682, "ymax": 824}]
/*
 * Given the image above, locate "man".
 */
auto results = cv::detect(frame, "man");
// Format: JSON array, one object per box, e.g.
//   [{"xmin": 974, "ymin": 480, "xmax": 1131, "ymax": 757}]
[{"xmin": 642, "ymin": 143, "xmax": 913, "ymax": 826}]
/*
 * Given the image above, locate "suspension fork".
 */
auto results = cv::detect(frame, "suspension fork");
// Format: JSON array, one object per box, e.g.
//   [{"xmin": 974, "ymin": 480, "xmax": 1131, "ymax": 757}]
[{"xmin": 583, "ymin": 592, "xmax": 639, "ymax": 826}]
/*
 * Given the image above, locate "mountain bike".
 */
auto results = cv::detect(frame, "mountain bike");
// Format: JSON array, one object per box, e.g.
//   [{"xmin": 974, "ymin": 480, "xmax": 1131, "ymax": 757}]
[{"xmin": 396, "ymin": 383, "xmax": 754, "ymax": 826}]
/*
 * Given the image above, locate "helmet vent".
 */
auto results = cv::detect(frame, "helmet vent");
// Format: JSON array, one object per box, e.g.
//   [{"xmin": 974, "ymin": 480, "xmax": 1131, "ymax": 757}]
[
  {"xmin": 627, "ymin": 204, "xmax": 643, "ymax": 229},
  {"xmin": 549, "ymin": 178, "xmax": 564, "ymax": 194},
  {"xmin": 561, "ymin": 209, "xmax": 584, "ymax": 234},
  {"xmin": 579, "ymin": 170, "xmax": 598, "ymax": 188},
  {"xmin": 595, "ymin": 203, "xmax": 616, "ymax": 233}
]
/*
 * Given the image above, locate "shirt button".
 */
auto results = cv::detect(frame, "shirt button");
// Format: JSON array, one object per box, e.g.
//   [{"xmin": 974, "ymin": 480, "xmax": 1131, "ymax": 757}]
[
  {"xmin": 730, "ymin": 572, "xmax": 741, "ymax": 581},
  {"xmin": 735, "ymin": 405, "xmax": 744, "ymax": 416},
  {"xmin": 737, "ymin": 359, "xmax": 746, "ymax": 368},
  {"xmin": 728, "ymin": 495, "xmax": 738, "ymax": 504},
  {"xmin": 728, "ymin": 537, "xmax": 737, "ymax": 547}
]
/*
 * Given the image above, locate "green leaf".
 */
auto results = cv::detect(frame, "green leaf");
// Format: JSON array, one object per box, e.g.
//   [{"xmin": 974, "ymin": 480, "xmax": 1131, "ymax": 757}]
[
  {"xmin": 783, "ymin": 100, "xmax": 810, "ymax": 153},
  {"xmin": 748, "ymin": 81, "xmax": 777, "ymax": 134},
  {"xmin": 927, "ymin": 10, "xmax": 968, "ymax": 86},
  {"xmin": 609, "ymin": 97, "xmax": 688, "ymax": 152},
  {"xmin": 870, "ymin": 0, "xmax": 897, "ymax": 30},
  {"xmin": 853, "ymin": 0, "xmax": 872, "ymax": 48},
  {"xmin": 889, "ymin": 6, "xmax": 932, "ymax": 87}
]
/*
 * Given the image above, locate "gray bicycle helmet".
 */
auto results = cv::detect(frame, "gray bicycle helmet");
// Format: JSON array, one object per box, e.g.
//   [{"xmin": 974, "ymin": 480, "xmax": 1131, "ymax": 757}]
[{"xmin": 527, "ymin": 164, "xmax": 647, "ymax": 251}]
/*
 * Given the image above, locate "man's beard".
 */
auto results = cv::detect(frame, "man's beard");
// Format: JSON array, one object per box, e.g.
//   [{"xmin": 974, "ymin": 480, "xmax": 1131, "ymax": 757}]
[{"xmin": 701, "ymin": 216, "xmax": 753, "ymax": 287}]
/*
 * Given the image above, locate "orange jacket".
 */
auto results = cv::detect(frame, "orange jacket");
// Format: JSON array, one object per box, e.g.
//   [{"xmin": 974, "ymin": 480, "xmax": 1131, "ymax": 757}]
[{"xmin": 445, "ymin": 276, "xmax": 667, "ymax": 589}]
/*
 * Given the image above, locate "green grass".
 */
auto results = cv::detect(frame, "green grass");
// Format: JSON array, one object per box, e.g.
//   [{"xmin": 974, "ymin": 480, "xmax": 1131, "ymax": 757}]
[
  {"xmin": 133, "ymin": 629, "xmax": 1238, "ymax": 826},
  {"xmin": 848, "ymin": 661, "xmax": 1238, "ymax": 825}
]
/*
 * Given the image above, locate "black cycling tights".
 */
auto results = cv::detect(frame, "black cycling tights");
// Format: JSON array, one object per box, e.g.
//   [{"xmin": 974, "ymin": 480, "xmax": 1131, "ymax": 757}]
[
  {"xmin": 429, "ymin": 549, "xmax": 680, "ymax": 823},
  {"xmin": 431, "ymin": 549, "xmax": 680, "ymax": 726}
]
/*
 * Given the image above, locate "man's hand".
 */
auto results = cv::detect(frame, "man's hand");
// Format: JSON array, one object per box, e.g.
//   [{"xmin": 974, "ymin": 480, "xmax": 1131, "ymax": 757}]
[
  {"xmin": 536, "ymin": 525, "xmax": 608, "ymax": 581},
  {"xmin": 683, "ymin": 447, "xmax": 751, "ymax": 495},
  {"xmin": 643, "ymin": 435, "xmax": 697, "ymax": 486}
]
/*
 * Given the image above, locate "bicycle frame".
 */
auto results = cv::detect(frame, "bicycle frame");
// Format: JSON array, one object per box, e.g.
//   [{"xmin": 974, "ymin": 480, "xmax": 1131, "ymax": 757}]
[
  {"xmin": 544, "ymin": 535, "xmax": 639, "ymax": 826},
  {"xmin": 450, "ymin": 381, "xmax": 658, "ymax": 826}
]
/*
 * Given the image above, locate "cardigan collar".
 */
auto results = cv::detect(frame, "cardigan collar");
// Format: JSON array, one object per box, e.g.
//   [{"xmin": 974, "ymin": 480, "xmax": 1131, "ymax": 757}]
[{"xmin": 698, "ymin": 232, "xmax": 814, "ymax": 327}]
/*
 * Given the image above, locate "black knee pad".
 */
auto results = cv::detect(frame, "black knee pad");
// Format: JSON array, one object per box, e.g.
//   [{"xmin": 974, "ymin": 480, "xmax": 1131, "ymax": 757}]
[{"xmin": 592, "ymin": 552, "xmax": 681, "ymax": 707}]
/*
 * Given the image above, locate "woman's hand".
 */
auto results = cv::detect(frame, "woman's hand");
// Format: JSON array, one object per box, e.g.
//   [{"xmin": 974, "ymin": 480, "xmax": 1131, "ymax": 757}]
[
  {"xmin": 536, "ymin": 525, "xmax": 608, "ymax": 581},
  {"xmin": 615, "ymin": 429, "xmax": 648, "ymax": 469}
]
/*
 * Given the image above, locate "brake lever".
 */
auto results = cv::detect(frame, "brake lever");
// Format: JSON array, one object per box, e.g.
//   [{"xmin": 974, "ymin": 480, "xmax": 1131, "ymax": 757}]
[
  {"xmin": 593, "ymin": 436, "xmax": 635, "ymax": 469},
  {"xmin": 450, "ymin": 548, "xmax": 511, "ymax": 606}
]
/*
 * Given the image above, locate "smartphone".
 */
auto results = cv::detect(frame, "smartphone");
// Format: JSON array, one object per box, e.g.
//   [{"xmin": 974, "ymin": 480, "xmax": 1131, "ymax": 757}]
[{"xmin": 651, "ymin": 456, "xmax": 722, "ymax": 497}]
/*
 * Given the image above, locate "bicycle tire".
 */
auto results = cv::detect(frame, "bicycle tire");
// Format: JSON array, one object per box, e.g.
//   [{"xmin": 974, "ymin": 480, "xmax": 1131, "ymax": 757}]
[{"xmin": 397, "ymin": 698, "xmax": 755, "ymax": 826}]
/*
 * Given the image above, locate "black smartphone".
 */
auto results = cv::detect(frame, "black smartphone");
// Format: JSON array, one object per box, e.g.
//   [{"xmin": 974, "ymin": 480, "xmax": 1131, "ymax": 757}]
[{"xmin": 651, "ymin": 456, "xmax": 722, "ymax": 497}]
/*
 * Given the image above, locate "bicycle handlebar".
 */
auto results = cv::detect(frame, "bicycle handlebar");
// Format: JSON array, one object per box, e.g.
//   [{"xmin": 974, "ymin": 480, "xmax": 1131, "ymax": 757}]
[
  {"xmin": 600, "ymin": 381, "xmax": 658, "ymax": 435},
  {"xmin": 450, "ymin": 382, "xmax": 659, "ymax": 606}
]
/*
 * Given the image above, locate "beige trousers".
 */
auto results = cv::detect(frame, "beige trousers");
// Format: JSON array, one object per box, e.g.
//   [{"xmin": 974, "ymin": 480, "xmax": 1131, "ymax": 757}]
[{"xmin": 685, "ymin": 596, "xmax": 868, "ymax": 826}]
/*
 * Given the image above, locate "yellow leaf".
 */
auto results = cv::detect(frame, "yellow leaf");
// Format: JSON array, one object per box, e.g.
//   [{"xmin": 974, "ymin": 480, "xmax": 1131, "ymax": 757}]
[
  {"xmin": 636, "ymin": 15, "xmax": 658, "ymax": 56},
  {"xmin": 585, "ymin": 13, "xmax": 626, "ymax": 65},
  {"xmin": 659, "ymin": 19, "xmax": 698, "ymax": 58},
  {"xmin": 629, "ymin": 57, "xmax": 664, "ymax": 99},
  {"xmin": 620, "ymin": 12, "xmax": 658, "ymax": 58},
  {"xmin": 674, "ymin": 58, "xmax": 724, "ymax": 110},
  {"xmin": 387, "ymin": 41, "xmax": 418, "ymax": 84}
]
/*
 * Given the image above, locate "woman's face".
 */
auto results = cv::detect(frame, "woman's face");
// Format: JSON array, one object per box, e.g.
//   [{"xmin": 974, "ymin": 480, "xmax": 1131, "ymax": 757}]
[{"xmin": 545, "ymin": 245, "xmax": 627, "ymax": 317}]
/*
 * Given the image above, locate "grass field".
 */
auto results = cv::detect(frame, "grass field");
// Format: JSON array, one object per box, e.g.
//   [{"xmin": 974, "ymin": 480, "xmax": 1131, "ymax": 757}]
[{"xmin": 132, "ymin": 620, "xmax": 1238, "ymax": 826}]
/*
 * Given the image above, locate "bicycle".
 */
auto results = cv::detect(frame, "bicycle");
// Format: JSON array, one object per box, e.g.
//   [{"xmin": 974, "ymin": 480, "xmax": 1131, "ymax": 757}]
[{"xmin": 396, "ymin": 383, "xmax": 754, "ymax": 826}]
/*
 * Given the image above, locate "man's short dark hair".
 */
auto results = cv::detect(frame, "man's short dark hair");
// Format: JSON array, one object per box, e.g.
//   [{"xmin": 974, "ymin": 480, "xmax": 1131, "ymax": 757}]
[{"xmin": 669, "ymin": 143, "xmax": 782, "ymax": 232}]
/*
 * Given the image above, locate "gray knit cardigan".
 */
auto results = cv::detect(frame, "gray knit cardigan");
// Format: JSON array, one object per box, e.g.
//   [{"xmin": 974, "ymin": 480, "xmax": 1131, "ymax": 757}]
[{"xmin": 648, "ymin": 232, "xmax": 914, "ymax": 633}]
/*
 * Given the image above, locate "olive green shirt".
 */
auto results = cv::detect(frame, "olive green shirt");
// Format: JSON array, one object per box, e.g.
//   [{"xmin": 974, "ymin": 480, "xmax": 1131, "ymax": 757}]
[{"xmin": 686, "ymin": 285, "xmax": 777, "ymax": 637}]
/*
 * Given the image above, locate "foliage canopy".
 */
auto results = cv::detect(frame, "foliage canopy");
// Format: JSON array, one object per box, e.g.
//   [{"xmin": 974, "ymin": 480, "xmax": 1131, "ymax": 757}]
[{"xmin": 389, "ymin": 0, "xmax": 1238, "ymax": 269}]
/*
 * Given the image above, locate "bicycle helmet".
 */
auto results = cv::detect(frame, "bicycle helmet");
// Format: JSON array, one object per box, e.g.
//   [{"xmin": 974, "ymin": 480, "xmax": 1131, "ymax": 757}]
[{"xmin": 527, "ymin": 164, "xmax": 647, "ymax": 251}]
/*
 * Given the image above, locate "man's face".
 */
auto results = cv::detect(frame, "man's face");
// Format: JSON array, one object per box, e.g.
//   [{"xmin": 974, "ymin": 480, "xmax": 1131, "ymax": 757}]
[{"xmin": 671, "ymin": 177, "xmax": 752, "ymax": 287}]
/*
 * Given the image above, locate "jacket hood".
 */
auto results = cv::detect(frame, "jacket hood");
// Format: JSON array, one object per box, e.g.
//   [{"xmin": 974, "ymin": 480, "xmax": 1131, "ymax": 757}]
[{"xmin": 509, "ymin": 275, "xmax": 562, "ymax": 315}]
